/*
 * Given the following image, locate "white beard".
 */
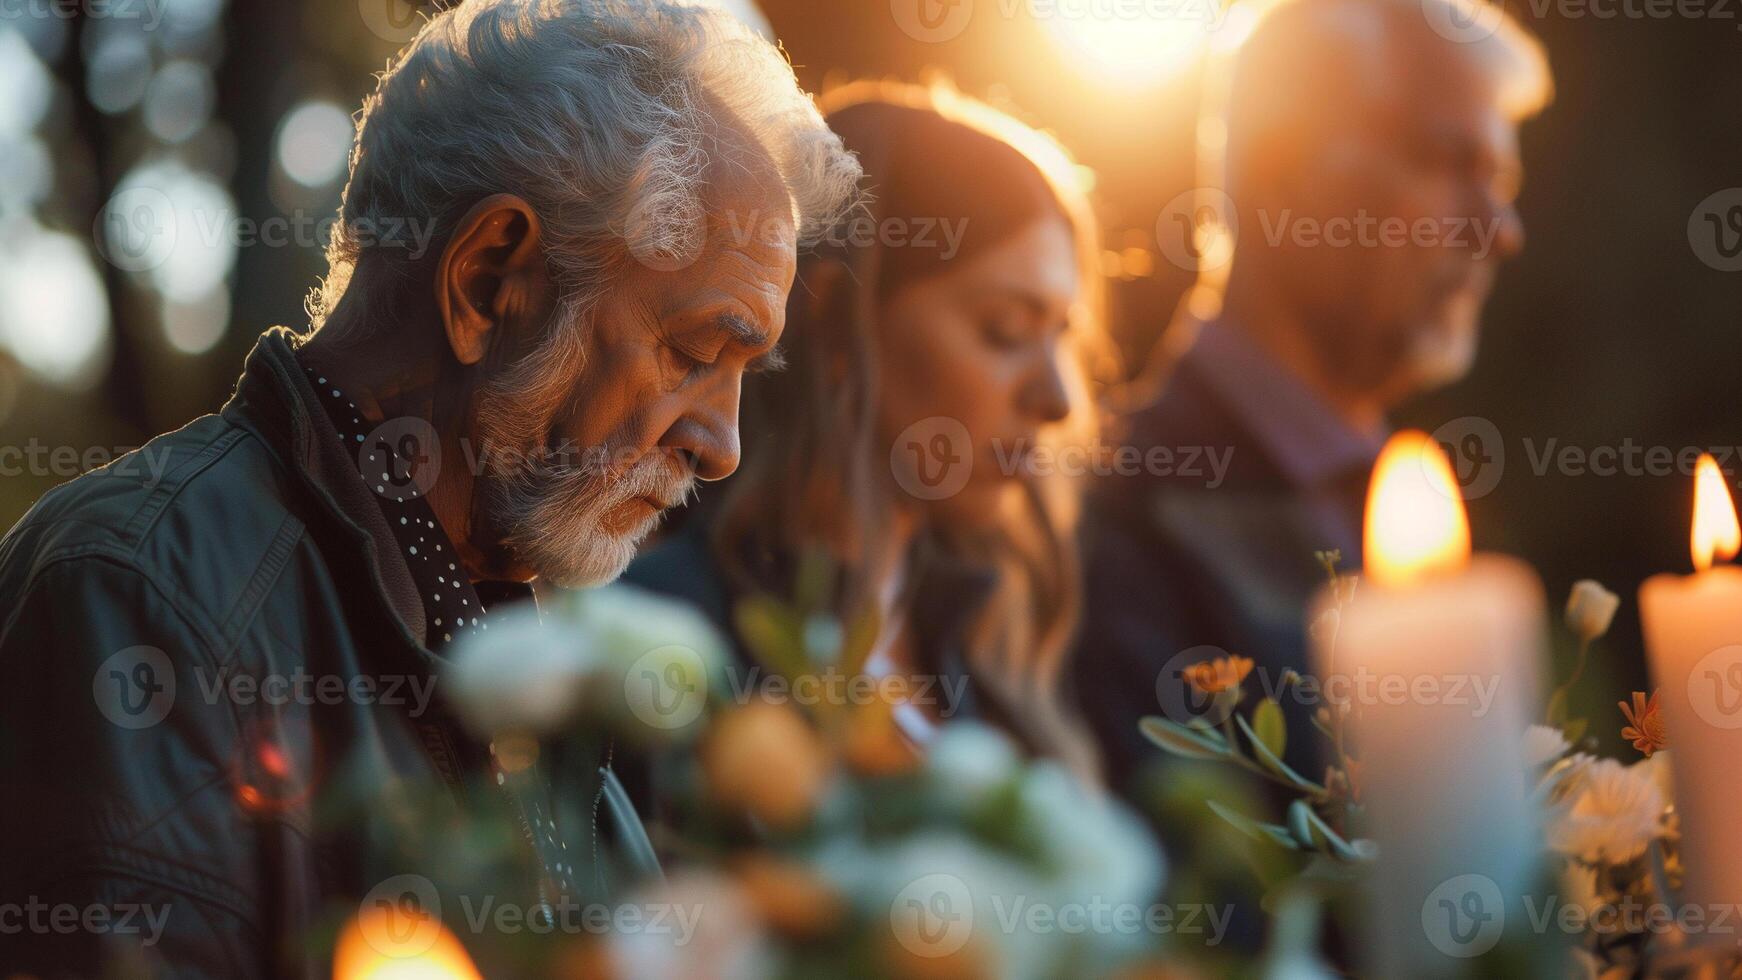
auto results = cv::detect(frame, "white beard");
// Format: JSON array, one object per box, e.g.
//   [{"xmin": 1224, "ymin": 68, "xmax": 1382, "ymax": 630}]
[{"xmin": 493, "ymin": 448, "xmax": 694, "ymax": 589}]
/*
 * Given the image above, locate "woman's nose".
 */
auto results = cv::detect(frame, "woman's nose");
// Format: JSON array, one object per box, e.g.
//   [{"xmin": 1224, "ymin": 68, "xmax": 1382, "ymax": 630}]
[{"xmin": 1020, "ymin": 349, "xmax": 1072, "ymax": 425}]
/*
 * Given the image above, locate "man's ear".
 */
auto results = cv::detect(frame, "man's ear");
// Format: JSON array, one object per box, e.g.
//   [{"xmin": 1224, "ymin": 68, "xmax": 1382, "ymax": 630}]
[{"xmin": 436, "ymin": 194, "xmax": 547, "ymax": 366}]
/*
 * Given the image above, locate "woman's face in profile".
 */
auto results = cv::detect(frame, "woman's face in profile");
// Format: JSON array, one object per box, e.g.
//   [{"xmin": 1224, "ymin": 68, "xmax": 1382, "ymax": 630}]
[{"xmin": 876, "ymin": 214, "xmax": 1081, "ymax": 526}]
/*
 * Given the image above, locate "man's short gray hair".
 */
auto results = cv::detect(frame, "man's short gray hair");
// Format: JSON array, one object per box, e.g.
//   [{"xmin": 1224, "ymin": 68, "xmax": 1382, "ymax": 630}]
[{"xmin": 309, "ymin": 0, "xmax": 861, "ymax": 331}]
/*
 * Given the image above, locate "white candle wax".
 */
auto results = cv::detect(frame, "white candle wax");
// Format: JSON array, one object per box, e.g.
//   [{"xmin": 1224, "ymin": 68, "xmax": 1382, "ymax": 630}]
[
  {"xmin": 1639, "ymin": 564, "xmax": 1742, "ymax": 914},
  {"xmin": 1312, "ymin": 554, "xmax": 1544, "ymax": 975}
]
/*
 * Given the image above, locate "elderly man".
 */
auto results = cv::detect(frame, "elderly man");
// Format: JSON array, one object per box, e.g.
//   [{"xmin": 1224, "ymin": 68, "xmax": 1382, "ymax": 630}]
[
  {"xmin": 1076, "ymin": 0, "xmax": 1552, "ymax": 794},
  {"xmin": 0, "ymin": 1, "xmax": 856, "ymax": 974}
]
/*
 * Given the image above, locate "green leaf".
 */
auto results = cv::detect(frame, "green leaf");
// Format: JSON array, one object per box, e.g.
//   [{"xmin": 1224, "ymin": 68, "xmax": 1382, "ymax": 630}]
[
  {"xmin": 1206, "ymin": 799, "xmax": 1299, "ymax": 850},
  {"xmin": 732, "ymin": 595, "xmax": 807, "ymax": 679},
  {"xmin": 1562, "ymin": 717, "xmax": 1588, "ymax": 745},
  {"xmin": 1297, "ymin": 854, "xmax": 1366, "ymax": 886},
  {"xmin": 1140, "ymin": 716, "xmax": 1230, "ymax": 761},
  {"xmin": 1253, "ymin": 698, "xmax": 1287, "ymax": 760},
  {"xmin": 1285, "ymin": 799, "xmax": 1369, "ymax": 862},
  {"xmin": 839, "ymin": 605, "xmax": 882, "ymax": 679},
  {"xmin": 1546, "ymin": 688, "xmax": 1569, "ymax": 727},
  {"xmin": 1236, "ymin": 714, "xmax": 1326, "ymax": 795}
]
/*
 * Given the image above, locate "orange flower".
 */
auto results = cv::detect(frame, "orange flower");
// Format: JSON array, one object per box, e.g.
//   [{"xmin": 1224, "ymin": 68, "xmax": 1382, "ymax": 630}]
[
  {"xmin": 1619, "ymin": 689, "xmax": 1667, "ymax": 758},
  {"xmin": 703, "ymin": 701, "xmax": 831, "ymax": 829},
  {"xmin": 1182, "ymin": 655, "xmax": 1254, "ymax": 695}
]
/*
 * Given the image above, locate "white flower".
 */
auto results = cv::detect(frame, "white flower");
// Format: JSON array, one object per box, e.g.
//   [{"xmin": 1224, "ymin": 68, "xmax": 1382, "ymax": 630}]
[
  {"xmin": 444, "ymin": 582, "xmax": 727, "ymax": 738},
  {"xmin": 609, "ymin": 870, "xmax": 771, "ymax": 980},
  {"xmin": 1523, "ymin": 724, "xmax": 1572, "ymax": 768},
  {"xmin": 1546, "ymin": 758, "xmax": 1666, "ymax": 864},
  {"xmin": 1632, "ymin": 749, "xmax": 1674, "ymax": 802},
  {"xmin": 1565, "ymin": 580, "xmax": 1620, "ymax": 643},
  {"xmin": 1019, "ymin": 763, "xmax": 1165, "ymax": 914},
  {"xmin": 926, "ymin": 721, "xmax": 1020, "ymax": 811},
  {"xmin": 444, "ymin": 604, "xmax": 596, "ymax": 736},
  {"xmin": 814, "ymin": 763, "xmax": 1164, "ymax": 980},
  {"xmin": 814, "ymin": 831, "xmax": 1040, "ymax": 980}
]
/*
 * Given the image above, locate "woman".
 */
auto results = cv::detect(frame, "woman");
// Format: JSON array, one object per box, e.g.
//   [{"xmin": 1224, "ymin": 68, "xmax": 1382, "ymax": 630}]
[{"xmin": 628, "ymin": 80, "xmax": 1114, "ymax": 781}]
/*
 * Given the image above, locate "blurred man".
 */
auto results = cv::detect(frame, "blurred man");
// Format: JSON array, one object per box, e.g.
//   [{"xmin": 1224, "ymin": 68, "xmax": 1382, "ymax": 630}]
[
  {"xmin": 1076, "ymin": 0, "xmax": 1552, "ymax": 793},
  {"xmin": 0, "ymin": 2, "xmax": 857, "ymax": 975}
]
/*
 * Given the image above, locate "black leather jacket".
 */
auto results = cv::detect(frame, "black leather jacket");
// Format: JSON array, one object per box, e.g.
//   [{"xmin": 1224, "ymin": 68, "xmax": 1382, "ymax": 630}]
[{"xmin": 0, "ymin": 328, "xmax": 649, "ymax": 978}]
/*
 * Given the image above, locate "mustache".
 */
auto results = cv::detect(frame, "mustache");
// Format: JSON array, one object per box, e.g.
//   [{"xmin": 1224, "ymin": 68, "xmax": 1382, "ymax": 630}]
[
  {"xmin": 498, "ymin": 445, "xmax": 699, "ymax": 526},
  {"xmin": 493, "ymin": 448, "xmax": 696, "ymax": 572}
]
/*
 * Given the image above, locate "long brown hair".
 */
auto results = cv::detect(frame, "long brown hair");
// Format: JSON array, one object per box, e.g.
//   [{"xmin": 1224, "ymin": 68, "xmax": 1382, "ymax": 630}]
[{"xmin": 712, "ymin": 80, "xmax": 1114, "ymax": 780}]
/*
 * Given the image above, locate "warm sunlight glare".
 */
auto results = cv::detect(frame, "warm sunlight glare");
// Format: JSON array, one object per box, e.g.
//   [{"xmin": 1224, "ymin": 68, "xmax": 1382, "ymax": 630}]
[
  {"xmin": 1038, "ymin": 7, "xmax": 1214, "ymax": 86},
  {"xmin": 1364, "ymin": 431, "xmax": 1472, "ymax": 589},
  {"xmin": 1690, "ymin": 453, "xmax": 1740, "ymax": 572},
  {"xmin": 332, "ymin": 907, "xmax": 482, "ymax": 980}
]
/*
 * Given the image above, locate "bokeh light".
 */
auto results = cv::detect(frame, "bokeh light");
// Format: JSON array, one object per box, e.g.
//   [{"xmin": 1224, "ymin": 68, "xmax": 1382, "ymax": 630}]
[
  {"xmin": 276, "ymin": 101, "xmax": 354, "ymax": 187},
  {"xmin": 143, "ymin": 59, "xmax": 215, "ymax": 143},
  {"xmin": 103, "ymin": 160, "xmax": 237, "ymax": 303},
  {"xmin": 0, "ymin": 30, "xmax": 53, "ymax": 136},
  {"xmin": 85, "ymin": 32, "xmax": 153, "ymax": 115},
  {"xmin": 0, "ymin": 221, "xmax": 112, "ymax": 388}
]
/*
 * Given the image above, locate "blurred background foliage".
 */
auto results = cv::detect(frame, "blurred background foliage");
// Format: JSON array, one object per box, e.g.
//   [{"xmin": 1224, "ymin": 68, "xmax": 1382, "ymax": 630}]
[{"xmin": 2, "ymin": 0, "xmax": 1737, "ymax": 742}]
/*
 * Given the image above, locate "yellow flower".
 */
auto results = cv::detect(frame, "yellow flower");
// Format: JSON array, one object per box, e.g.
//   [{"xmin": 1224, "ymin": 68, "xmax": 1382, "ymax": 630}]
[
  {"xmin": 703, "ymin": 700, "xmax": 831, "ymax": 829},
  {"xmin": 1182, "ymin": 655, "xmax": 1254, "ymax": 695},
  {"xmin": 1619, "ymin": 690, "xmax": 1666, "ymax": 758}
]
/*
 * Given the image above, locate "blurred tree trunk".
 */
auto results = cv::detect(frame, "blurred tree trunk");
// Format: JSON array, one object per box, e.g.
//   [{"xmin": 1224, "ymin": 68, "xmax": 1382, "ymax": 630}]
[
  {"xmin": 217, "ymin": 0, "xmax": 304, "ymax": 368},
  {"xmin": 66, "ymin": 13, "xmax": 150, "ymax": 440}
]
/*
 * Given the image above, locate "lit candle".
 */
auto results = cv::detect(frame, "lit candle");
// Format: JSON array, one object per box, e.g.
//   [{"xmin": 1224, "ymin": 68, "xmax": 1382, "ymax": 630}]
[
  {"xmin": 1638, "ymin": 453, "xmax": 1742, "ymax": 918},
  {"xmin": 1310, "ymin": 431, "xmax": 1545, "ymax": 973}
]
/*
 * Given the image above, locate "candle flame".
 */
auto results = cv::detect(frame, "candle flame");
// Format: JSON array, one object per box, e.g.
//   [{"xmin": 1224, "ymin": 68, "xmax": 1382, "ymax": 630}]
[
  {"xmin": 1364, "ymin": 430, "xmax": 1472, "ymax": 588},
  {"xmin": 333, "ymin": 906, "xmax": 482, "ymax": 980},
  {"xmin": 1690, "ymin": 453, "xmax": 1740, "ymax": 572}
]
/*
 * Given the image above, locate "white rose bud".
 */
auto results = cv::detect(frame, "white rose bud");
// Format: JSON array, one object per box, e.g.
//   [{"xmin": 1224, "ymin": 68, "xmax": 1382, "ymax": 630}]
[{"xmin": 1564, "ymin": 580, "xmax": 1620, "ymax": 644}]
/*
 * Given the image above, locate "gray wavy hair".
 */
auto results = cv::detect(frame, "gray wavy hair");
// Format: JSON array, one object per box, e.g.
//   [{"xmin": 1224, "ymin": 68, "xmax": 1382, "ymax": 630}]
[{"xmin": 309, "ymin": 0, "xmax": 862, "ymax": 333}]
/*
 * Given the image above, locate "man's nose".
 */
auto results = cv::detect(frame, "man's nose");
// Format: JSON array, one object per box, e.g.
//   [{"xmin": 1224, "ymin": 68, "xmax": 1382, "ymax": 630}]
[
  {"xmin": 1478, "ymin": 192, "xmax": 1525, "ymax": 261},
  {"xmin": 663, "ymin": 384, "xmax": 742, "ymax": 482}
]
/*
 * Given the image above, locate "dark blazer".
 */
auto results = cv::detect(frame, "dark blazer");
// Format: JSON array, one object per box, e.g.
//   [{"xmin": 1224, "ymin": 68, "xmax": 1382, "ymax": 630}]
[{"xmin": 1072, "ymin": 321, "xmax": 1379, "ymax": 797}]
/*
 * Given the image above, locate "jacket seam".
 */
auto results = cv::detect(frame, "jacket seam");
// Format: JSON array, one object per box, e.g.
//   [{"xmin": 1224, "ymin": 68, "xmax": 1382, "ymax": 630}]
[
  {"xmin": 216, "ymin": 511, "xmax": 305, "ymax": 664},
  {"xmin": 30, "ymin": 846, "xmax": 265, "ymax": 939},
  {"xmin": 119, "ymin": 426, "xmax": 250, "ymax": 556}
]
